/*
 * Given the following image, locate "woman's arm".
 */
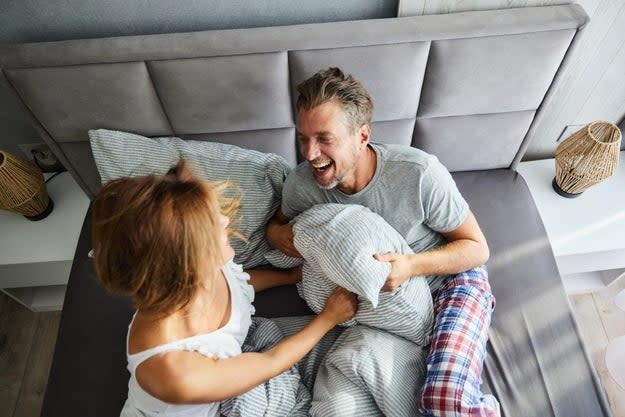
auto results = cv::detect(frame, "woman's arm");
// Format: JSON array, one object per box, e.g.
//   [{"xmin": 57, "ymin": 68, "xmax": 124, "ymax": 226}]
[
  {"xmin": 247, "ymin": 266, "xmax": 302, "ymax": 293},
  {"xmin": 136, "ymin": 287, "xmax": 357, "ymax": 404}
]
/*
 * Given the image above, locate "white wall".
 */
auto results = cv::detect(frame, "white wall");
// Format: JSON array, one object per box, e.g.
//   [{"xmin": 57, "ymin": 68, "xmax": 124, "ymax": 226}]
[{"xmin": 398, "ymin": 0, "xmax": 625, "ymax": 159}]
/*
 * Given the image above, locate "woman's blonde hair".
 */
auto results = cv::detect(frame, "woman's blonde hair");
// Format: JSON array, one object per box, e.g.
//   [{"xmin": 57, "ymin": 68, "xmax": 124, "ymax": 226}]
[{"xmin": 92, "ymin": 159, "xmax": 239, "ymax": 315}]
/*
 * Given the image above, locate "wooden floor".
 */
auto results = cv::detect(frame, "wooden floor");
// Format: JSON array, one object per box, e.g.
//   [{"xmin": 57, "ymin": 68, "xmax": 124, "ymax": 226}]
[
  {"xmin": 0, "ymin": 293, "xmax": 61, "ymax": 417},
  {"xmin": 0, "ymin": 281, "xmax": 624, "ymax": 417},
  {"xmin": 569, "ymin": 276, "xmax": 625, "ymax": 417}
]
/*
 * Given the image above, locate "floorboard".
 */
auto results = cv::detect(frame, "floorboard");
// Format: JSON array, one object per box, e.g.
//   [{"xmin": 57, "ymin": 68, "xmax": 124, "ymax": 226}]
[
  {"xmin": 0, "ymin": 292, "xmax": 38, "ymax": 417},
  {"xmin": 570, "ymin": 276, "xmax": 625, "ymax": 417},
  {"xmin": 12, "ymin": 311, "xmax": 61, "ymax": 417}
]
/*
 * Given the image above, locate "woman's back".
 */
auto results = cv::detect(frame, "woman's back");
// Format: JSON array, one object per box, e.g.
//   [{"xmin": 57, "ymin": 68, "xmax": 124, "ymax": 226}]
[{"xmin": 122, "ymin": 261, "xmax": 255, "ymax": 417}]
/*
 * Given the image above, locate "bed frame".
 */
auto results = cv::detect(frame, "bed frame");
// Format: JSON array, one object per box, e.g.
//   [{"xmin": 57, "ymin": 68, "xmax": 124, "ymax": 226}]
[{"xmin": 0, "ymin": 4, "xmax": 613, "ymax": 416}]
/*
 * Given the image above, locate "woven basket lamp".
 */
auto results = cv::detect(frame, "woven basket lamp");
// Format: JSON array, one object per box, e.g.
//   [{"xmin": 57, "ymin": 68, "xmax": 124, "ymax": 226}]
[
  {"xmin": 0, "ymin": 150, "xmax": 54, "ymax": 220},
  {"xmin": 553, "ymin": 120, "xmax": 622, "ymax": 198}
]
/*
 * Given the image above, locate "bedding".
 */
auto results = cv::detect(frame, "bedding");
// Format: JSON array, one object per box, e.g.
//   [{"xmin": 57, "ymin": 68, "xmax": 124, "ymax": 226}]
[
  {"xmin": 312, "ymin": 325, "xmax": 428, "ymax": 417},
  {"xmin": 224, "ymin": 317, "xmax": 427, "ymax": 417},
  {"xmin": 88, "ymin": 129, "xmax": 289, "ymax": 268},
  {"xmin": 266, "ymin": 203, "xmax": 434, "ymax": 346},
  {"xmin": 0, "ymin": 4, "xmax": 613, "ymax": 417},
  {"xmin": 221, "ymin": 317, "xmax": 311, "ymax": 417}
]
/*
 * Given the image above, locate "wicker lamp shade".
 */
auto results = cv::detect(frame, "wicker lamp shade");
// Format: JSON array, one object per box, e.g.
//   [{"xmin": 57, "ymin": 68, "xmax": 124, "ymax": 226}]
[
  {"xmin": 553, "ymin": 120, "xmax": 622, "ymax": 198},
  {"xmin": 0, "ymin": 150, "xmax": 54, "ymax": 220}
]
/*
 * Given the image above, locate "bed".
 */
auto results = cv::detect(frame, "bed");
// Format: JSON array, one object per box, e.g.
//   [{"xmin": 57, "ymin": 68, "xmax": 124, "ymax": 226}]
[{"xmin": 0, "ymin": 4, "xmax": 613, "ymax": 416}]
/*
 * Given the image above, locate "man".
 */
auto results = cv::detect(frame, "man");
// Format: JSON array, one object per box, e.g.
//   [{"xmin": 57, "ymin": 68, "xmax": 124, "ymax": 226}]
[{"xmin": 267, "ymin": 67, "xmax": 498, "ymax": 417}]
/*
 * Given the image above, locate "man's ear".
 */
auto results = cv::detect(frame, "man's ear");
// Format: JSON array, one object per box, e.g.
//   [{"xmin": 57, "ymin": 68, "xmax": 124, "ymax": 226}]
[{"xmin": 359, "ymin": 124, "xmax": 371, "ymax": 145}]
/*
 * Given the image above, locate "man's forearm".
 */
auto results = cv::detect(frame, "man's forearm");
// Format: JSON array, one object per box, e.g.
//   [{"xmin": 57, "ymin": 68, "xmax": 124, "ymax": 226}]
[
  {"xmin": 408, "ymin": 238, "xmax": 489, "ymax": 277},
  {"xmin": 247, "ymin": 268, "xmax": 300, "ymax": 293},
  {"xmin": 265, "ymin": 210, "xmax": 301, "ymax": 258}
]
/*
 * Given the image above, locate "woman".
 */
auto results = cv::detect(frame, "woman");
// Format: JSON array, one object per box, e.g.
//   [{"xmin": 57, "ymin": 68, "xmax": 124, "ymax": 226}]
[{"xmin": 92, "ymin": 160, "xmax": 357, "ymax": 416}]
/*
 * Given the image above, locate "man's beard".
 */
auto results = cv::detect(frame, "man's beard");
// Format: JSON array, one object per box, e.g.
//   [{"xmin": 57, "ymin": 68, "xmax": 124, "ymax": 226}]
[{"xmin": 317, "ymin": 178, "xmax": 339, "ymax": 190}]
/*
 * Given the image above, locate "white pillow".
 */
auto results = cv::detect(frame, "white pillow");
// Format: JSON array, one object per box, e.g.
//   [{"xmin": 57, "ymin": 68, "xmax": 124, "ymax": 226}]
[
  {"xmin": 266, "ymin": 204, "xmax": 434, "ymax": 345},
  {"xmin": 89, "ymin": 129, "xmax": 290, "ymax": 269}
]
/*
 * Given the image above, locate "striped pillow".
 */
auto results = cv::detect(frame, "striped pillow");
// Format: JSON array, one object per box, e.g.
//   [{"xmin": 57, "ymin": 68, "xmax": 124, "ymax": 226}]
[
  {"xmin": 88, "ymin": 129, "xmax": 289, "ymax": 269},
  {"xmin": 267, "ymin": 204, "xmax": 434, "ymax": 346},
  {"xmin": 312, "ymin": 324, "xmax": 428, "ymax": 417}
]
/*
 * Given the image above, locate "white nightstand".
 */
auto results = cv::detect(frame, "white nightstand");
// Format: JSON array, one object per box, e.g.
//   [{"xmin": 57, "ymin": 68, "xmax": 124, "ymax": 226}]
[
  {"xmin": 0, "ymin": 171, "xmax": 90, "ymax": 311},
  {"xmin": 517, "ymin": 151, "xmax": 625, "ymax": 294}
]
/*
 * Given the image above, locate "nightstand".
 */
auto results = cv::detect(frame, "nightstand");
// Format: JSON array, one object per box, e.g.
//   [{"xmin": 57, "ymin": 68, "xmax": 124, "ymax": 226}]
[
  {"xmin": 0, "ymin": 171, "xmax": 90, "ymax": 311},
  {"xmin": 517, "ymin": 150, "xmax": 625, "ymax": 294}
]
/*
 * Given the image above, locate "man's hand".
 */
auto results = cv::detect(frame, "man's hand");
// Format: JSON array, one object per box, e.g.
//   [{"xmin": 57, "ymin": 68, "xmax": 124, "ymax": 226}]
[
  {"xmin": 266, "ymin": 221, "xmax": 302, "ymax": 258},
  {"xmin": 266, "ymin": 209, "xmax": 302, "ymax": 258},
  {"xmin": 374, "ymin": 252, "xmax": 415, "ymax": 292}
]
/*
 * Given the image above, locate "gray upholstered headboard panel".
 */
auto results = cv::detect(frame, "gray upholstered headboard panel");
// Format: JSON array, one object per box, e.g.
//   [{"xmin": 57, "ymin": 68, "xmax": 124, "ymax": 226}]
[{"xmin": 0, "ymin": 5, "xmax": 588, "ymax": 198}]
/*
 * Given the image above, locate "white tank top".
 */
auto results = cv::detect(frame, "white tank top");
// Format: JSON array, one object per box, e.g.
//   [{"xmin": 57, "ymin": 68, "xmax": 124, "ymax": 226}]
[{"xmin": 120, "ymin": 261, "xmax": 255, "ymax": 417}]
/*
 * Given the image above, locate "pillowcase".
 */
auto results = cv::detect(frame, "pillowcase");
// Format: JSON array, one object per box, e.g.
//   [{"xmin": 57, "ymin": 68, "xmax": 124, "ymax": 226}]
[
  {"xmin": 266, "ymin": 204, "xmax": 434, "ymax": 346},
  {"xmin": 88, "ymin": 129, "xmax": 290, "ymax": 269}
]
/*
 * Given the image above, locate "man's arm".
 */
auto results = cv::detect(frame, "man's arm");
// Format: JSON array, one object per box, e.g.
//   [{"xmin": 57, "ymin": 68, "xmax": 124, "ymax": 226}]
[
  {"xmin": 266, "ymin": 209, "xmax": 302, "ymax": 258},
  {"xmin": 375, "ymin": 210, "xmax": 489, "ymax": 291},
  {"xmin": 247, "ymin": 266, "xmax": 302, "ymax": 293}
]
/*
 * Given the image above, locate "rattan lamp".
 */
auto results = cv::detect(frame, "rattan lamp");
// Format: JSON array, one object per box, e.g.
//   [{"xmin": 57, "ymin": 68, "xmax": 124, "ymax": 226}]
[
  {"xmin": 0, "ymin": 150, "xmax": 54, "ymax": 220},
  {"xmin": 553, "ymin": 120, "xmax": 622, "ymax": 198}
]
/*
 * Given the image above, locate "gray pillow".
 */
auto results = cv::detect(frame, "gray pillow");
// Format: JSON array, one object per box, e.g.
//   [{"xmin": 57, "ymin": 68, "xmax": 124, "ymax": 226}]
[
  {"xmin": 266, "ymin": 204, "xmax": 434, "ymax": 346},
  {"xmin": 88, "ymin": 129, "xmax": 290, "ymax": 268}
]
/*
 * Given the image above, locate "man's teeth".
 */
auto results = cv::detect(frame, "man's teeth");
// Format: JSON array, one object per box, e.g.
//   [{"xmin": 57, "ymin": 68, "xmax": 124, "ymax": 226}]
[{"xmin": 312, "ymin": 161, "xmax": 332, "ymax": 169}]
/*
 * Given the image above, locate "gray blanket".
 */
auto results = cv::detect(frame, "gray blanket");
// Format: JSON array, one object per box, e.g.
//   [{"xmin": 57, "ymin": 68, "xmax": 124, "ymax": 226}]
[{"xmin": 222, "ymin": 316, "xmax": 426, "ymax": 417}]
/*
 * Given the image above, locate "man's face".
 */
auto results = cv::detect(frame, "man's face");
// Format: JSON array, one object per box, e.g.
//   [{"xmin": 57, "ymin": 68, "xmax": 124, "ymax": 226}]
[{"xmin": 296, "ymin": 101, "xmax": 369, "ymax": 193}]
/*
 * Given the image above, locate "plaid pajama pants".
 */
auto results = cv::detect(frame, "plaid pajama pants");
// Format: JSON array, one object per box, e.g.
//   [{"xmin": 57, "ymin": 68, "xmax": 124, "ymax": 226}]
[{"xmin": 419, "ymin": 265, "xmax": 497, "ymax": 417}]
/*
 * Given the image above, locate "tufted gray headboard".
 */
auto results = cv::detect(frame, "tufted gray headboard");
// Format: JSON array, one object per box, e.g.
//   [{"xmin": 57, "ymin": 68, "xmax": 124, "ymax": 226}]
[{"xmin": 1, "ymin": 4, "xmax": 587, "ymax": 198}]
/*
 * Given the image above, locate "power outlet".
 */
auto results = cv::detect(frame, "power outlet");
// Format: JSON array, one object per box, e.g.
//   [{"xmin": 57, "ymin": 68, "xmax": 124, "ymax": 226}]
[{"xmin": 17, "ymin": 142, "xmax": 66, "ymax": 172}]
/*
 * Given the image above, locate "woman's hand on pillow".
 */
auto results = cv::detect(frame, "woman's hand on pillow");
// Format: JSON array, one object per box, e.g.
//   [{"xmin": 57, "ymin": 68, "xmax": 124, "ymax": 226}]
[
  {"xmin": 374, "ymin": 252, "xmax": 414, "ymax": 292},
  {"xmin": 319, "ymin": 287, "xmax": 359, "ymax": 325}
]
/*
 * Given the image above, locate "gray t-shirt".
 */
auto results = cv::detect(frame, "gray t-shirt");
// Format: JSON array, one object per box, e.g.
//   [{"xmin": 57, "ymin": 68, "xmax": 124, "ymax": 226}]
[{"xmin": 281, "ymin": 143, "xmax": 469, "ymax": 292}]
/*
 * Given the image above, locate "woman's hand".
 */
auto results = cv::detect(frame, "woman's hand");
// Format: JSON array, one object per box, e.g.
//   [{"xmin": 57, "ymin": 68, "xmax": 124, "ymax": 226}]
[{"xmin": 319, "ymin": 287, "xmax": 358, "ymax": 324}]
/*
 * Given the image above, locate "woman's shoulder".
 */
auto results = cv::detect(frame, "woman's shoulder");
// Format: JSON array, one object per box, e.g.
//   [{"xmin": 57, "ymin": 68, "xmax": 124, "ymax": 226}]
[
  {"xmin": 127, "ymin": 313, "xmax": 170, "ymax": 355},
  {"xmin": 134, "ymin": 349, "xmax": 213, "ymax": 404}
]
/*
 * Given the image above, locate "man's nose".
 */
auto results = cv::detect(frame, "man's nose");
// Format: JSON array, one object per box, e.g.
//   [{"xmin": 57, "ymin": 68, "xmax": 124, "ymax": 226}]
[{"xmin": 301, "ymin": 140, "xmax": 320, "ymax": 161}]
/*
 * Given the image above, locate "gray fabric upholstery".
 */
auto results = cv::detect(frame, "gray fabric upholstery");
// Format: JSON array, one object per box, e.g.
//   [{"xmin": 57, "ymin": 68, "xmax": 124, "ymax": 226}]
[
  {"xmin": 417, "ymin": 31, "xmax": 576, "ymax": 118},
  {"xmin": 182, "ymin": 128, "xmax": 298, "ymax": 167},
  {"xmin": 0, "ymin": 4, "xmax": 611, "ymax": 417},
  {"xmin": 6, "ymin": 63, "xmax": 173, "ymax": 140},
  {"xmin": 413, "ymin": 111, "xmax": 536, "ymax": 171},
  {"xmin": 148, "ymin": 54, "xmax": 293, "ymax": 133},
  {"xmin": 289, "ymin": 42, "xmax": 429, "ymax": 121},
  {"xmin": 453, "ymin": 170, "xmax": 611, "ymax": 417}
]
